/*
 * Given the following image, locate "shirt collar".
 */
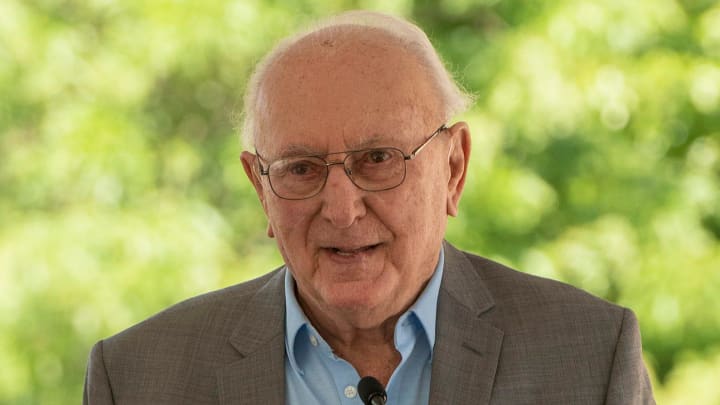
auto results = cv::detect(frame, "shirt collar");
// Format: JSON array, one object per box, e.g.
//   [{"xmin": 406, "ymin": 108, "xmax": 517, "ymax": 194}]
[
  {"xmin": 405, "ymin": 247, "xmax": 444, "ymax": 350},
  {"xmin": 284, "ymin": 247, "xmax": 445, "ymax": 371},
  {"xmin": 284, "ymin": 268, "xmax": 310, "ymax": 375}
]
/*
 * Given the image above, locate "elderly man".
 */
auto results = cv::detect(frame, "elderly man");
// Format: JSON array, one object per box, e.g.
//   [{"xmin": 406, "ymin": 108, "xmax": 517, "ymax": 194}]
[{"xmin": 84, "ymin": 10, "xmax": 654, "ymax": 404}]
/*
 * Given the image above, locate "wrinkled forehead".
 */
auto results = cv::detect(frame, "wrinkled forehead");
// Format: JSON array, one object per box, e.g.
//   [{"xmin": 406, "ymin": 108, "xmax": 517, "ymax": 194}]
[{"xmin": 254, "ymin": 27, "xmax": 442, "ymax": 156}]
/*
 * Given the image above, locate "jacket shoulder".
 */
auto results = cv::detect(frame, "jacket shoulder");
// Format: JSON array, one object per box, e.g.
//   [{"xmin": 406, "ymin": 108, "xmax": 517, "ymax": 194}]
[
  {"xmin": 452, "ymin": 248, "xmax": 653, "ymax": 403},
  {"xmin": 88, "ymin": 268, "xmax": 285, "ymax": 402},
  {"xmin": 460, "ymin": 249, "xmax": 625, "ymax": 318},
  {"xmin": 106, "ymin": 268, "xmax": 283, "ymax": 345}
]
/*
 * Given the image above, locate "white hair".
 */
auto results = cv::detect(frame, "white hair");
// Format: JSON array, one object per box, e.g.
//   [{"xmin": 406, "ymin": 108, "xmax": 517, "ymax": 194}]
[{"xmin": 239, "ymin": 10, "xmax": 473, "ymax": 150}]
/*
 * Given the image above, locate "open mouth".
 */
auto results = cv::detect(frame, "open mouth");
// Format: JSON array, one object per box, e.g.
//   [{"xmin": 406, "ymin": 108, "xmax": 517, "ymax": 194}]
[{"xmin": 329, "ymin": 243, "xmax": 381, "ymax": 256}]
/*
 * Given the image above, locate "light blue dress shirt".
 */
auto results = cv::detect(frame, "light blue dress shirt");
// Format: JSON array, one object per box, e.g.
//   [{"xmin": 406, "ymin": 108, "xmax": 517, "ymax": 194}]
[{"xmin": 284, "ymin": 248, "xmax": 444, "ymax": 405}]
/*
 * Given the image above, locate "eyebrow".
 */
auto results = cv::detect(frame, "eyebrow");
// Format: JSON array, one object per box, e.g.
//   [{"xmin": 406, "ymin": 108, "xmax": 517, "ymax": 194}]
[
  {"xmin": 271, "ymin": 133, "xmax": 393, "ymax": 159},
  {"xmin": 274, "ymin": 144, "xmax": 318, "ymax": 158}
]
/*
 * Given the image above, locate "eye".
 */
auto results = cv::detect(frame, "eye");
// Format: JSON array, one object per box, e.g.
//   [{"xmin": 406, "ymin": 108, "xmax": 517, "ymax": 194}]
[
  {"xmin": 288, "ymin": 161, "xmax": 311, "ymax": 175},
  {"xmin": 274, "ymin": 158, "xmax": 323, "ymax": 178},
  {"xmin": 364, "ymin": 149, "xmax": 393, "ymax": 164}
]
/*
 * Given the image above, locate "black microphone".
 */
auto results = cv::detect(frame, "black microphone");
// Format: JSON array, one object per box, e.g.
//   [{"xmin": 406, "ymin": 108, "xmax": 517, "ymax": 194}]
[{"xmin": 358, "ymin": 376, "xmax": 387, "ymax": 405}]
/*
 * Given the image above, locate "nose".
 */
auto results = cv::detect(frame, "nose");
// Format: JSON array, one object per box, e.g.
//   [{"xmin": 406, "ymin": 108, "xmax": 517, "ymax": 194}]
[{"xmin": 319, "ymin": 163, "xmax": 367, "ymax": 229}]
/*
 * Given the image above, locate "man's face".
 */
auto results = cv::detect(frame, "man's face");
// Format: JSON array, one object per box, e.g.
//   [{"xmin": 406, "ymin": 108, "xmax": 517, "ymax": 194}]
[{"xmin": 242, "ymin": 31, "xmax": 469, "ymax": 328}]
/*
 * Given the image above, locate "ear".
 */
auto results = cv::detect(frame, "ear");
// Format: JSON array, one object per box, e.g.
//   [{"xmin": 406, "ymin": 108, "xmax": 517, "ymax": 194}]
[
  {"xmin": 240, "ymin": 151, "xmax": 275, "ymax": 238},
  {"xmin": 445, "ymin": 122, "xmax": 471, "ymax": 217},
  {"xmin": 241, "ymin": 151, "xmax": 265, "ymax": 200}
]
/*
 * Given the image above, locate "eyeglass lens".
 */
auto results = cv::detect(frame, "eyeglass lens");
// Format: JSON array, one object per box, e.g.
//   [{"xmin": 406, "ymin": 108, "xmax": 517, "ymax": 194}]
[{"xmin": 266, "ymin": 148, "xmax": 407, "ymax": 199}]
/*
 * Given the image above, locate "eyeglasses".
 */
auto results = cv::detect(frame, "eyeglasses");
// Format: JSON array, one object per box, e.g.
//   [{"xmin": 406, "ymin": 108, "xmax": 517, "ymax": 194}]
[{"xmin": 255, "ymin": 124, "xmax": 448, "ymax": 200}]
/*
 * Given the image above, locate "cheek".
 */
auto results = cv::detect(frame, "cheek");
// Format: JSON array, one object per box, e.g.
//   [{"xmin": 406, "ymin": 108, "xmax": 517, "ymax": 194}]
[
  {"xmin": 276, "ymin": 208, "xmax": 305, "ymax": 230},
  {"xmin": 404, "ymin": 166, "xmax": 448, "ymax": 216},
  {"xmin": 392, "ymin": 166, "xmax": 449, "ymax": 244},
  {"xmin": 265, "ymin": 200, "xmax": 313, "ymax": 243}
]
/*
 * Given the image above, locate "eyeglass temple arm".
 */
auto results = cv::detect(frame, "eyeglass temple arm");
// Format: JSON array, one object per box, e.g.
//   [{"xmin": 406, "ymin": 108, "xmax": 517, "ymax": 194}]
[
  {"xmin": 406, "ymin": 124, "xmax": 448, "ymax": 160},
  {"xmin": 253, "ymin": 150, "xmax": 270, "ymax": 175}
]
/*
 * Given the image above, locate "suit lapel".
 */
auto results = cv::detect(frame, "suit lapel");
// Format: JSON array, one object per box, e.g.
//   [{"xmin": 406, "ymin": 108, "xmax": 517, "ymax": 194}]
[
  {"xmin": 429, "ymin": 242, "xmax": 504, "ymax": 404},
  {"xmin": 217, "ymin": 269, "xmax": 287, "ymax": 404}
]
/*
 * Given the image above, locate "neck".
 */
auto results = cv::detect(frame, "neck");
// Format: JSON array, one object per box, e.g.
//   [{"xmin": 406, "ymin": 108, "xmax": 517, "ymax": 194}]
[{"xmin": 297, "ymin": 294, "xmax": 402, "ymax": 386}]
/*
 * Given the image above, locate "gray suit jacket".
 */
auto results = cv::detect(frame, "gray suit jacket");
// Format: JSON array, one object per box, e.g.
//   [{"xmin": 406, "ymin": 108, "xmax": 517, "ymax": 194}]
[{"xmin": 84, "ymin": 242, "xmax": 654, "ymax": 404}]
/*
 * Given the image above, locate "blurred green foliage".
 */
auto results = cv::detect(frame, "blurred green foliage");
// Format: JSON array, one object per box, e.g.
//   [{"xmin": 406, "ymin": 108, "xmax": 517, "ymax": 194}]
[{"xmin": 0, "ymin": 0, "xmax": 718, "ymax": 403}]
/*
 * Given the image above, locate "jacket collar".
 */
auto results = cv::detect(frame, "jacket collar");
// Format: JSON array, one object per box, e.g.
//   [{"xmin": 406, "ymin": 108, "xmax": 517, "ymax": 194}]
[
  {"xmin": 428, "ymin": 241, "xmax": 504, "ymax": 404},
  {"xmin": 217, "ymin": 268, "xmax": 287, "ymax": 404}
]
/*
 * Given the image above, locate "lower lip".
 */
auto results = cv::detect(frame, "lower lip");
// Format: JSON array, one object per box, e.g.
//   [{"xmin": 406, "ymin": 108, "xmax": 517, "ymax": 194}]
[{"xmin": 323, "ymin": 244, "xmax": 380, "ymax": 263}]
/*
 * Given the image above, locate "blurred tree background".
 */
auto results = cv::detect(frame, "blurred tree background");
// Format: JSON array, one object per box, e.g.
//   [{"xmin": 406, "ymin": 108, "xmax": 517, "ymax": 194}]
[{"xmin": 0, "ymin": 0, "xmax": 718, "ymax": 403}]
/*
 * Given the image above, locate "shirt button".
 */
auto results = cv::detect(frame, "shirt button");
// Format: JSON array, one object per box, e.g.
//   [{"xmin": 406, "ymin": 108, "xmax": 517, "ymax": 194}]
[
  {"xmin": 344, "ymin": 385, "xmax": 357, "ymax": 398},
  {"xmin": 309, "ymin": 335, "xmax": 318, "ymax": 347}
]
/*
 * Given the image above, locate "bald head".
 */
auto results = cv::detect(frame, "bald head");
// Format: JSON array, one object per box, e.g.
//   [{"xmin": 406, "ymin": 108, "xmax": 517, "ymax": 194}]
[
  {"xmin": 254, "ymin": 27, "xmax": 443, "ymax": 152},
  {"xmin": 241, "ymin": 11, "xmax": 472, "ymax": 150}
]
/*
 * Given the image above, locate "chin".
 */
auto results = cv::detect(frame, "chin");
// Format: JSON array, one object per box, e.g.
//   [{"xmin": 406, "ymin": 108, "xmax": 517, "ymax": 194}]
[{"xmin": 321, "ymin": 282, "xmax": 395, "ymax": 317}]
